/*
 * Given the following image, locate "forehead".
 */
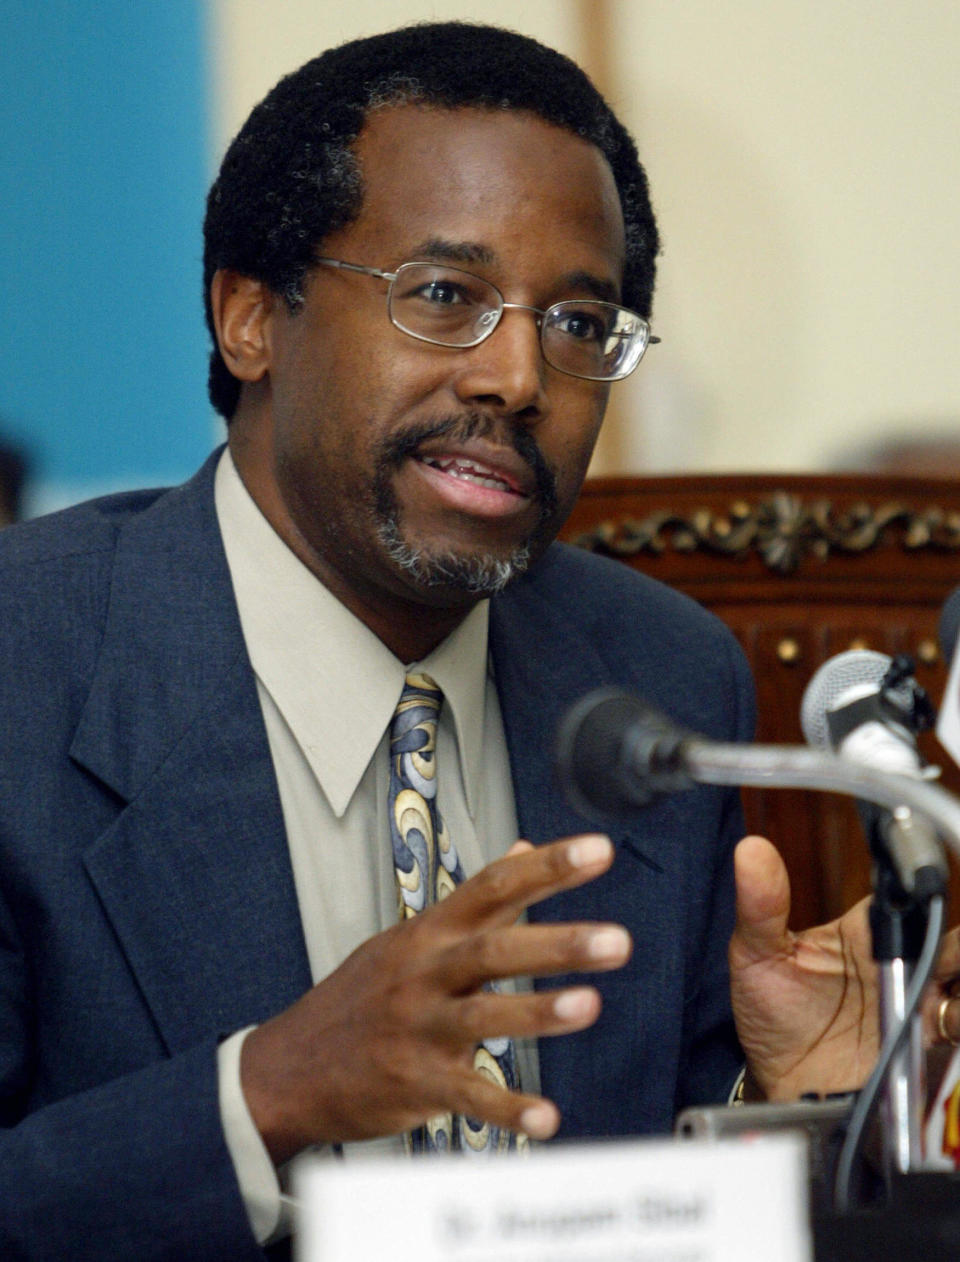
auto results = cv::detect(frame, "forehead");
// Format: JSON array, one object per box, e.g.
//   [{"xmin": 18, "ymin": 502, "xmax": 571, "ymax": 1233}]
[{"xmin": 323, "ymin": 104, "xmax": 626, "ymax": 292}]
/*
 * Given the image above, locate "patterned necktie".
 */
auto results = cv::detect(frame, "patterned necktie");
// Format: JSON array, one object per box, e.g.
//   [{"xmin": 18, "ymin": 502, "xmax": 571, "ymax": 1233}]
[{"xmin": 389, "ymin": 670, "xmax": 520, "ymax": 1153}]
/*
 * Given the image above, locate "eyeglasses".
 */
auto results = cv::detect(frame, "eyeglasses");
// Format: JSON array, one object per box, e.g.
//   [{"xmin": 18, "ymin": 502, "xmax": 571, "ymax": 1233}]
[{"xmin": 315, "ymin": 257, "xmax": 659, "ymax": 382}]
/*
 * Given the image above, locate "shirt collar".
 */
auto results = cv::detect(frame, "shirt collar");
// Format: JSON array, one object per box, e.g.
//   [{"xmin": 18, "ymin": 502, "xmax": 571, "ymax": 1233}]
[{"xmin": 214, "ymin": 448, "xmax": 490, "ymax": 818}]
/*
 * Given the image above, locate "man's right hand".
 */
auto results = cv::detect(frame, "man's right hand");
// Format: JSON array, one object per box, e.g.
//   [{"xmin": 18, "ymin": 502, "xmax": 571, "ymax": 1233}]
[{"xmin": 239, "ymin": 833, "xmax": 630, "ymax": 1164}]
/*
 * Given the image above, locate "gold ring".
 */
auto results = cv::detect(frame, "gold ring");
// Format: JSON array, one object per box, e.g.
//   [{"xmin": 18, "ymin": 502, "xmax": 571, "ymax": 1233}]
[{"xmin": 938, "ymin": 996, "xmax": 960, "ymax": 1047}]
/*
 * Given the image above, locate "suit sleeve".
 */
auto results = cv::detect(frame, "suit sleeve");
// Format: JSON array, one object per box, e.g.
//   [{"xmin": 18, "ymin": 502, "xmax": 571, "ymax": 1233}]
[
  {"xmin": 0, "ymin": 892, "xmax": 267, "ymax": 1261},
  {"xmin": 0, "ymin": 490, "xmax": 296, "ymax": 1259}
]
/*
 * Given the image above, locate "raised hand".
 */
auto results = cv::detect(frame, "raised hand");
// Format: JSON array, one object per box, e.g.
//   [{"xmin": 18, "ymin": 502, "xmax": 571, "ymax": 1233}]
[
  {"xmin": 730, "ymin": 834, "xmax": 960, "ymax": 1102},
  {"xmin": 240, "ymin": 833, "xmax": 632, "ymax": 1164},
  {"xmin": 729, "ymin": 834, "xmax": 879, "ymax": 1101}
]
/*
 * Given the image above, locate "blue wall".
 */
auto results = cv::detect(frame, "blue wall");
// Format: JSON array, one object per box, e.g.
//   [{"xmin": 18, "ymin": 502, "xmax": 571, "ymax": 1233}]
[{"xmin": 1, "ymin": 1, "xmax": 217, "ymax": 514}]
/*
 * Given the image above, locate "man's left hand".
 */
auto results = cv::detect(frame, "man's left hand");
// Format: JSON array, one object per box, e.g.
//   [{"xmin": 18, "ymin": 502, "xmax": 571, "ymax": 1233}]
[{"xmin": 729, "ymin": 835, "xmax": 960, "ymax": 1101}]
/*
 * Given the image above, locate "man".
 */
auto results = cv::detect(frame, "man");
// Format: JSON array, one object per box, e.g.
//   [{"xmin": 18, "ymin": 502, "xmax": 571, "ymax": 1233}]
[{"xmin": 2, "ymin": 21, "xmax": 959, "ymax": 1261}]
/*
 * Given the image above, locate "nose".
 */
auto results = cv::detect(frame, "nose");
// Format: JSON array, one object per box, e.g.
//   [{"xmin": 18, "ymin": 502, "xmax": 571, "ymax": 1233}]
[{"xmin": 452, "ymin": 307, "xmax": 549, "ymax": 422}]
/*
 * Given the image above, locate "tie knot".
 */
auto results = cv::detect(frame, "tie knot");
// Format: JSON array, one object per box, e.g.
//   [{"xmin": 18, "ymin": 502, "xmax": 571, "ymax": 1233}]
[
  {"xmin": 391, "ymin": 671, "xmax": 443, "ymax": 759},
  {"xmin": 392, "ymin": 671, "xmax": 442, "ymax": 728}
]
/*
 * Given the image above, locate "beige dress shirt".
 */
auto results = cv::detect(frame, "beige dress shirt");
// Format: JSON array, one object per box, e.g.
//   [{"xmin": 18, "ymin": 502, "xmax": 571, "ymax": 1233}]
[{"xmin": 213, "ymin": 449, "xmax": 536, "ymax": 1241}]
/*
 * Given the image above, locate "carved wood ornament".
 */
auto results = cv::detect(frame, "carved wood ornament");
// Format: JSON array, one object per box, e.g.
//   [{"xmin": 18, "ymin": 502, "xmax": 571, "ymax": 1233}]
[{"xmin": 571, "ymin": 492, "xmax": 960, "ymax": 575}]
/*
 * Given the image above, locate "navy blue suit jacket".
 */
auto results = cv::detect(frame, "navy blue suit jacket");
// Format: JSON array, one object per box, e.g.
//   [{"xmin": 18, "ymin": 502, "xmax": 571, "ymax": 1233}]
[{"xmin": 0, "ymin": 452, "xmax": 753, "ymax": 1259}]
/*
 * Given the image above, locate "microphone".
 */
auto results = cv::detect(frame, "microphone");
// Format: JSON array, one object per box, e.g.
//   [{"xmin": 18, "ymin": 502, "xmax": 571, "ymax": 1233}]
[
  {"xmin": 556, "ymin": 674, "xmax": 958, "ymax": 1190},
  {"xmin": 800, "ymin": 650, "xmax": 930, "ymax": 771},
  {"xmin": 800, "ymin": 650, "xmax": 945, "ymax": 901},
  {"xmin": 555, "ymin": 685, "xmax": 960, "ymax": 870},
  {"xmin": 554, "ymin": 688, "xmax": 696, "ymax": 819},
  {"xmin": 801, "ymin": 649, "xmax": 948, "ymax": 1183}
]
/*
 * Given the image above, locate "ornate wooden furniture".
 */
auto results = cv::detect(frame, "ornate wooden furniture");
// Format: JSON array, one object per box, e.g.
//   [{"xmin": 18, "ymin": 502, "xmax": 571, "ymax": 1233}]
[{"xmin": 560, "ymin": 474, "xmax": 960, "ymax": 929}]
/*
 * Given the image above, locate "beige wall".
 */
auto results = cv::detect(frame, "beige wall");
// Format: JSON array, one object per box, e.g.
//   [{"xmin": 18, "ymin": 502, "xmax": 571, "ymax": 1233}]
[
  {"xmin": 209, "ymin": 1, "xmax": 580, "ymax": 149},
  {"xmin": 210, "ymin": 0, "xmax": 960, "ymax": 474}
]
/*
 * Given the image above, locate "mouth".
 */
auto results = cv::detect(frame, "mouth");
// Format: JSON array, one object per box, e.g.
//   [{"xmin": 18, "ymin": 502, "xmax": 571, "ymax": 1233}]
[
  {"xmin": 377, "ymin": 414, "xmax": 559, "ymax": 534},
  {"xmin": 406, "ymin": 433, "xmax": 540, "ymax": 523},
  {"xmin": 417, "ymin": 454, "xmax": 528, "ymax": 498},
  {"xmin": 410, "ymin": 451, "xmax": 533, "ymax": 520}
]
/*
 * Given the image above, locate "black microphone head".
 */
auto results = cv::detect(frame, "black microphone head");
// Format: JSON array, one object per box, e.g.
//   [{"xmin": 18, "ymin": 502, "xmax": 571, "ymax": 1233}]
[
  {"xmin": 939, "ymin": 586, "xmax": 960, "ymax": 667},
  {"xmin": 799, "ymin": 649, "xmax": 892, "ymax": 750},
  {"xmin": 555, "ymin": 688, "xmax": 691, "ymax": 819}
]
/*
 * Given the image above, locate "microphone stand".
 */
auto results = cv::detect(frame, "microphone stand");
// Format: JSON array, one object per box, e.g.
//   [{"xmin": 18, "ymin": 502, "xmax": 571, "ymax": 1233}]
[
  {"xmin": 843, "ymin": 656, "xmax": 938, "ymax": 1178},
  {"xmin": 671, "ymin": 742, "xmax": 953, "ymax": 1189},
  {"xmin": 870, "ymin": 854, "xmax": 928, "ymax": 1176},
  {"xmin": 558, "ymin": 687, "xmax": 959, "ymax": 1220}
]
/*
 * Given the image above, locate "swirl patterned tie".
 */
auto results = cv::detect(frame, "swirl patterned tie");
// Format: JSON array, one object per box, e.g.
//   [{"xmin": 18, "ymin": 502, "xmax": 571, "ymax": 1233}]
[{"xmin": 389, "ymin": 670, "xmax": 520, "ymax": 1153}]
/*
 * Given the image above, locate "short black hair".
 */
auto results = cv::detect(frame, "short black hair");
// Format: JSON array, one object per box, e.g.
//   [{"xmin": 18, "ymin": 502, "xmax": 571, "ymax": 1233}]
[{"xmin": 203, "ymin": 20, "xmax": 659, "ymax": 420}]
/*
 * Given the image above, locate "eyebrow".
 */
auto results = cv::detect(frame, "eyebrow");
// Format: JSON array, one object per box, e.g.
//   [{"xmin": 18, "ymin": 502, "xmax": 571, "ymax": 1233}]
[
  {"xmin": 408, "ymin": 239, "xmax": 621, "ymax": 305},
  {"xmin": 563, "ymin": 269, "xmax": 620, "ymax": 304},
  {"xmin": 410, "ymin": 238, "xmax": 495, "ymax": 266}
]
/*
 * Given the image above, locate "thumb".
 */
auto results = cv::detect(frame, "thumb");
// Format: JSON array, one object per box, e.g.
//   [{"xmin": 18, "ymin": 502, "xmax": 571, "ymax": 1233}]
[{"xmin": 731, "ymin": 835, "xmax": 792, "ymax": 963}]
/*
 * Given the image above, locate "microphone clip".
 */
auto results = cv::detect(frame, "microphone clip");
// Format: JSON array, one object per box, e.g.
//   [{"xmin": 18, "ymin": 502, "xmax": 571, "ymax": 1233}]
[
  {"xmin": 826, "ymin": 654, "xmax": 935, "ymax": 756},
  {"xmin": 878, "ymin": 654, "xmax": 935, "ymax": 734}
]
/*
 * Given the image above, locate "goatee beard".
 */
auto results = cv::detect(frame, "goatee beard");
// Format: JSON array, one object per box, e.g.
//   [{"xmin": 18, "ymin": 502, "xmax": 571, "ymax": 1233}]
[
  {"xmin": 376, "ymin": 518, "xmax": 533, "ymax": 594},
  {"xmin": 372, "ymin": 413, "xmax": 559, "ymax": 596}
]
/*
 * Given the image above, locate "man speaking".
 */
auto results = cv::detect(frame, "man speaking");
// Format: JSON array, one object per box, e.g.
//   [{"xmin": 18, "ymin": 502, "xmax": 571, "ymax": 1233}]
[{"xmin": 2, "ymin": 21, "xmax": 959, "ymax": 1260}]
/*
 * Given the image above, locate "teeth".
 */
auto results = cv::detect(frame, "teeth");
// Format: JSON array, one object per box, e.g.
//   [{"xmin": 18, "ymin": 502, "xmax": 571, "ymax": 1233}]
[{"xmin": 424, "ymin": 456, "xmax": 512, "ymax": 492}]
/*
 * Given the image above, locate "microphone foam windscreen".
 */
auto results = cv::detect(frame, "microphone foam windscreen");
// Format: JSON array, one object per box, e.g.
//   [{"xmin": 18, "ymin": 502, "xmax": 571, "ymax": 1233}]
[{"xmin": 799, "ymin": 649, "xmax": 891, "ymax": 749}]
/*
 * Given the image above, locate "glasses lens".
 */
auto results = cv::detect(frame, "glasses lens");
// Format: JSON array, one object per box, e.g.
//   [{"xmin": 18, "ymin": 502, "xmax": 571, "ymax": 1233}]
[
  {"xmin": 542, "ymin": 301, "xmax": 650, "ymax": 381},
  {"xmin": 388, "ymin": 263, "xmax": 502, "ymax": 347}
]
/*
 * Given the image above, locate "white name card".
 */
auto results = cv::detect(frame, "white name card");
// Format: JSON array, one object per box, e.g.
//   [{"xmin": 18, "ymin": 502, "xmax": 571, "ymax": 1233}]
[{"xmin": 295, "ymin": 1132, "xmax": 810, "ymax": 1262}]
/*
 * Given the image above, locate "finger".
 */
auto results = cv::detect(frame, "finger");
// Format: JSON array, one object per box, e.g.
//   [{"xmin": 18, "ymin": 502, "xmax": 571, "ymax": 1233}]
[
  {"xmin": 935, "ymin": 926, "xmax": 960, "ymax": 982},
  {"xmin": 448, "ymin": 985, "xmax": 603, "ymax": 1042},
  {"xmin": 923, "ymin": 990, "xmax": 960, "ymax": 1046},
  {"xmin": 432, "ymin": 1064, "xmax": 561, "ymax": 1142},
  {"xmin": 437, "ymin": 921, "xmax": 632, "ymax": 991},
  {"xmin": 942, "ymin": 997, "xmax": 960, "ymax": 1046},
  {"xmin": 730, "ymin": 835, "xmax": 792, "ymax": 964},
  {"xmin": 929, "ymin": 994, "xmax": 960, "ymax": 1046},
  {"xmin": 504, "ymin": 840, "xmax": 535, "ymax": 858},
  {"xmin": 436, "ymin": 833, "xmax": 615, "ymax": 930}
]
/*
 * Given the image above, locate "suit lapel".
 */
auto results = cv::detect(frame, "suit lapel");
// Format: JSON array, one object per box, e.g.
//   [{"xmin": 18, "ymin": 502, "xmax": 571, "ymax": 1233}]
[
  {"xmin": 489, "ymin": 548, "xmax": 659, "ymax": 857},
  {"xmin": 490, "ymin": 548, "xmax": 671, "ymax": 1138},
  {"xmin": 71, "ymin": 455, "xmax": 311, "ymax": 1053}
]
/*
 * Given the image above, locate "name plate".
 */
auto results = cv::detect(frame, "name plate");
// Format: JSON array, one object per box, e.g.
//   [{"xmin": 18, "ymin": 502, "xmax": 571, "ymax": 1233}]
[{"xmin": 295, "ymin": 1132, "xmax": 810, "ymax": 1261}]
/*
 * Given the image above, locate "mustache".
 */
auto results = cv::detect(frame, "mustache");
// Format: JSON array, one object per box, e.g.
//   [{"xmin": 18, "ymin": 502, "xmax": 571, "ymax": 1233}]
[{"xmin": 379, "ymin": 413, "xmax": 559, "ymax": 518}]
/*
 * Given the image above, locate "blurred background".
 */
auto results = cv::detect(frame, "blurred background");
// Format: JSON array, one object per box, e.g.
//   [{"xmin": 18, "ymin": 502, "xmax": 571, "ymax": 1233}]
[{"xmin": 2, "ymin": 0, "xmax": 958, "ymax": 517}]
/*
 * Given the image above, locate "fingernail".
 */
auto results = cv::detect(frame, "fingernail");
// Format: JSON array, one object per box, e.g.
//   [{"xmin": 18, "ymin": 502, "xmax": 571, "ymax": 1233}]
[
  {"xmin": 567, "ymin": 834, "xmax": 612, "ymax": 868},
  {"xmin": 587, "ymin": 926, "xmax": 631, "ymax": 962},
  {"xmin": 553, "ymin": 988, "xmax": 596, "ymax": 1022},
  {"xmin": 519, "ymin": 1102, "xmax": 558, "ymax": 1141}
]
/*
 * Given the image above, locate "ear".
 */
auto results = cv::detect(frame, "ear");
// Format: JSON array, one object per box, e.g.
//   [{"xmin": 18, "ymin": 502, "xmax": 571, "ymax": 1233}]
[{"xmin": 209, "ymin": 269, "xmax": 274, "ymax": 384}]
